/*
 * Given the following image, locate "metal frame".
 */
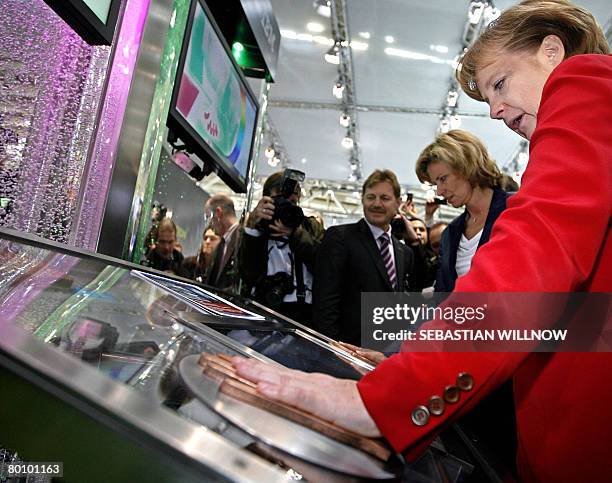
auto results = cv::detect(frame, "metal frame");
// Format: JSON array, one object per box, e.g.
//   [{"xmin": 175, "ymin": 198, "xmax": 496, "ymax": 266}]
[{"xmin": 0, "ymin": 322, "xmax": 288, "ymax": 482}]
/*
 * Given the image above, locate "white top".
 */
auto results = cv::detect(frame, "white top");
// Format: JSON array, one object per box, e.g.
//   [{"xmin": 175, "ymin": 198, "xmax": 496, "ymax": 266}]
[
  {"xmin": 244, "ymin": 226, "xmax": 313, "ymax": 304},
  {"xmin": 455, "ymin": 229, "xmax": 483, "ymax": 277}
]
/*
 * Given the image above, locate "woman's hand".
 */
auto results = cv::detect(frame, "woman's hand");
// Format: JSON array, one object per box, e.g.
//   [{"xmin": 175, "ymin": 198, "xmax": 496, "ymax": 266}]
[
  {"xmin": 232, "ymin": 357, "xmax": 381, "ymax": 438},
  {"xmin": 335, "ymin": 341, "xmax": 387, "ymax": 366}
]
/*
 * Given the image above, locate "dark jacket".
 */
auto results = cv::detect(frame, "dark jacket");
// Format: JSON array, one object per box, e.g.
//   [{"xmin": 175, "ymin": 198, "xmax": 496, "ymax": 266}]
[
  {"xmin": 313, "ymin": 218, "xmax": 414, "ymax": 345},
  {"xmin": 436, "ymin": 188, "xmax": 511, "ymax": 292},
  {"xmin": 144, "ymin": 249, "xmax": 184, "ymax": 275},
  {"xmin": 205, "ymin": 225, "xmax": 241, "ymax": 292},
  {"xmin": 239, "ymin": 216, "xmax": 325, "ymax": 296}
]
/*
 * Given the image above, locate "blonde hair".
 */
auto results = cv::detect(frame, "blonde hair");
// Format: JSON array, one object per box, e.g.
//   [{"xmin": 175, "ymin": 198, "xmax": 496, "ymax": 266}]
[
  {"xmin": 415, "ymin": 130, "xmax": 502, "ymax": 189},
  {"xmin": 457, "ymin": 0, "xmax": 609, "ymax": 101}
]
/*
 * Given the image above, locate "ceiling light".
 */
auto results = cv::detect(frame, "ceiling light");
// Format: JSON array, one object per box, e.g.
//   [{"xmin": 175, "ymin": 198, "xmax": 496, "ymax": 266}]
[
  {"xmin": 313, "ymin": 0, "xmax": 331, "ymax": 18},
  {"xmin": 313, "ymin": 35, "xmax": 333, "ymax": 46},
  {"xmin": 348, "ymin": 174, "xmax": 357, "ymax": 182},
  {"xmin": 264, "ymin": 146, "xmax": 275, "ymax": 158},
  {"xmin": 468, "ymin": 1, "xmax": 485, "ymax": 25},
  {"xmin": 280, "ymin": 29, "xmax": 297, "ymax": 40},
  {"xmin": 324, "ymin": 53, "xmax": 340, "ymax": 64},
  {"xmin": 306, "ymin": 22, "xmax": 324, "ymax": 33},
  {"xmin": 332, "ymin": 81, "xmax": 345, "ymax": 99},
  {"xmin": 358, "ymin": 31, "xmax": 370, "ymax": 39},
  {"xmin": 450, "ymin": 115, "xmax": 462, "ymax": 129},
  {"xmin": 439, "ymin": 118, "xmax": 451, "ymax": 133},
  {"xmin": 269, "ymin": 156, "xmax": 281, "ymax": 167},
  {"xmin": 429, "ymin": 44, "xmax": 449, "ymax": 54},
  {"xmin": 339, "ymin": 112, "xmax": 351, "ymax": 127},
  {"xmin": 301, "ymin": 157, "xmax": 308, "ymax": 164},
  {"xmin": 446, "ymin": 91, "xmax": 459, "ymax": 107},
  {"xmin": 350, "ymin": 41, "xmax": 368, "ymax": 51},
  {"xmin": 484, "ymin": 5, "xmax": 501, "ymax": 24},
  {"xmin": 518, "ymin": 152, "xmax": 529, "ymax": 164},
  {"xmin": 384, "ymin": 35, "xmax": 394, "ymax": 43},
  {"xmin": 324, "ymin": 43, "xmax": 341, "ymax": 64},
  {"xmin": 296, "ymin": 33, "xmax": 313, "ymax": 42},
  {"xmin": 341, "ymin": 136, "xmax": 354, "ymax": 149}
]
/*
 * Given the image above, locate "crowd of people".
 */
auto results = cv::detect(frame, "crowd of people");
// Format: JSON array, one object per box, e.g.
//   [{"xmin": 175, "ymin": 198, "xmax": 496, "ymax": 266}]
[
  {"xmin": 140, "ymin": 0, "xmax": 611, "ymax": 479},
  {"xmin": 140, "ymin": 162, "xmax": 487, "ymax": 334}
]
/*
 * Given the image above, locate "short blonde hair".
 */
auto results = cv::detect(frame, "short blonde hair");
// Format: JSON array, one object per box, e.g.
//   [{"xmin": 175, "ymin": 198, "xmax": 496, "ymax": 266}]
[
  {"xmin": 415, "ymin": 130, "xmax": 502, "ymax": 189},
  {"xmin": 457, "ymin": 0, "xmax": 609, "ymax": 101}
]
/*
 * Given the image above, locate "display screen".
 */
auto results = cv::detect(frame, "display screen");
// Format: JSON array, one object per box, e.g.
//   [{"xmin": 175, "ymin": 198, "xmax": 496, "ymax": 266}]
[
  {"xmin": 44, "ymin": 0, "xmax": 121, "ymax": 45},
  {"xmin": 84, "ymin": 0, "xmax": 112, "ymax": 23},
  {"xmin": 168, "ymin": 0, "xmax": 259, "ymax": 193}
]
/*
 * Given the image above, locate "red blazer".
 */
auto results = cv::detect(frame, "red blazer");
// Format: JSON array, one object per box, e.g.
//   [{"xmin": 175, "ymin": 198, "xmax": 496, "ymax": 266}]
[{"xmin": 358, "ymin": 55, "xmax": 612, "ymax": 482}]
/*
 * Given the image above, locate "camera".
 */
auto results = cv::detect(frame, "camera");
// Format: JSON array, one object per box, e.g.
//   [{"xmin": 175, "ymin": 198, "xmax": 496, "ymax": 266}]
[
  {"xmin": 258, "ymin": 169, "xmax": 306, "ymax": 233},
  {"xmin": 255, "ymin": 272, "xmax": 295, "ymax": 308}
]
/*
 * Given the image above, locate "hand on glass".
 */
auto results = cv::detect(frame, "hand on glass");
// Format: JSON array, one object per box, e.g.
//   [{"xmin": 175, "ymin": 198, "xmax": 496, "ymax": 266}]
[
  {"xmin": 232, "ymin": 357, "xmax": 381, "ymax": 438},
  {"xmin": 247, "ymin": 196, "xmax": 275, "ymax": 228},
  {"xmin": 335, "ymin": 341, "xmax": 387, "ymax": 366}
]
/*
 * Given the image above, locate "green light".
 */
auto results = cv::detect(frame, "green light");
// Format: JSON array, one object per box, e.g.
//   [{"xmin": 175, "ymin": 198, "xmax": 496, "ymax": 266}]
[{"xmin": 232, "ymin": 42, "xmax": 246, "ymax": 64}]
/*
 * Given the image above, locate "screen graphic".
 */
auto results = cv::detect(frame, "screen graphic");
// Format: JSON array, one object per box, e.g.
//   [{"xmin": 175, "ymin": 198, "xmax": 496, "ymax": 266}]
[{"xmin": 174, "ymin": 1, "xmax": 257, "ymax": 188}]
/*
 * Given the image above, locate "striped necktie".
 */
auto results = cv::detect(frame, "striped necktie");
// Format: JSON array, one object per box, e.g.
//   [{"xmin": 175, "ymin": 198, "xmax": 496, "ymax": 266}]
[{"xmin": 378, "ymin": 233, "xmax": 397, "ymax": 290}]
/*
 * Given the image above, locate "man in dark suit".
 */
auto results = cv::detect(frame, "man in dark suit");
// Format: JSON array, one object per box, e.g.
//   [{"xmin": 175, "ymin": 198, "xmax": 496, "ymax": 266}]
[
  {"xmin": 313, "ymin": 169, "xmax": 414, "ymax": 345},
  {"xmin": 204, "ymin": 194, "xmax": 240, "ymax": 292}
]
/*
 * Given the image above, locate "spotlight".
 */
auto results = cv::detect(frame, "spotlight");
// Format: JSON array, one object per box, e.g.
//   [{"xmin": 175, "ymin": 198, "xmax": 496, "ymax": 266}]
[
  {"xmin": 468, "ymin": 1, "xmax": 485, "ymax": 25},
  {"xmin": 446, "ymin": 91, "xmax": 459, "ymax": 108},
  {"xmin": 339, "ymin": 112, "xmax": 351, "ymax": 127},
  {"xmin": 450, "ymin": 115, "xmax": 462, "ymax": 129},
  {"xmin": 439, "ymin": 118, "xmax": 451, "ymax": 133},
  {"xmin": 264, "ymin": 146, "xmax": 275, "ymax": 158},
  {"xmin": 268, "ymin": 156, "xmax": 281, "ymax": 167},
  {"xmin": 341, "ymin": 136, "xmax": 354, "ymax": 149},
  {"xmin": 332, "ymin": 81, "xmax": 345, "ymax": 99},
  {"xmin": 324, "ymin": 42, "xmax": 340, "ymax": 64},
  {"xmin": 313, "ymin": 0, "xmax": 331, "ymax": 18}
]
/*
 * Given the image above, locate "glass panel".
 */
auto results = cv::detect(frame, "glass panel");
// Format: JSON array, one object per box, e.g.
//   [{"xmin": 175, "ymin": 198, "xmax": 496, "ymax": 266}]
[{"xmin": 0, "ymin": 234, "xmax": 363, "ymax": 402}]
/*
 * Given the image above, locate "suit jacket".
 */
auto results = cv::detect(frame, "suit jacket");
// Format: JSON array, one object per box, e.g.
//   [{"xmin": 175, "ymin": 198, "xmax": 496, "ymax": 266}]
[
  {"xmin": 313, "ymin": 218, "xmax": 414, "ymax": 345},
  {"xmin": 357, "ymin": 55, "xmax": 612, "ymax": 482},
  {"xmin": 205, "ymin": 224, "xmax": 241, "ymax": 292},
  {"xmin": 436, "ymin": 188, "xmax": 511, "ymax": 292}
]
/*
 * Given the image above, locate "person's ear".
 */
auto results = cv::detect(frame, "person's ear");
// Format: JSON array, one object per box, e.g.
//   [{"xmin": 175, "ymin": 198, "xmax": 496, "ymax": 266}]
[
  {"xmin": 215, "ymin": 206, "xmax": 223, "ymax": 219},
  {"xmin": 539, "ymin": 34, "xmax": 565, "ymax": 68}
]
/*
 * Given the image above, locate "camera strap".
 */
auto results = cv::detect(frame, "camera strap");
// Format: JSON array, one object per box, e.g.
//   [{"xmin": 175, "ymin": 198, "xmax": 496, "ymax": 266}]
[{"xmin": 290, "ymin": 252, "xmax": 306, "ymax": 304}]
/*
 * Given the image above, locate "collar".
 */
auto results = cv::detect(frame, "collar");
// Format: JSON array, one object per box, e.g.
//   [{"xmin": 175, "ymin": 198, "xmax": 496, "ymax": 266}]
[
  {"xmin": 364, "ymin": 218, "xmax": 391, "ymax": 241},
  {"xmin": 223, "ymin": 222, "xmax": 239, "ymax": 242}
]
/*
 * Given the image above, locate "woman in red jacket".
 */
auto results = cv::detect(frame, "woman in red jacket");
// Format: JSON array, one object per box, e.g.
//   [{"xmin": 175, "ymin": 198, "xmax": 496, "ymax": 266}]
[{"xmin": 233, "ymin": 1, "xmax": 611, "ymax": 480}]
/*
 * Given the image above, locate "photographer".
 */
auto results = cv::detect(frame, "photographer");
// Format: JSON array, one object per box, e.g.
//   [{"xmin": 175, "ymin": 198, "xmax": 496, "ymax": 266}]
[{"xmin": 239, "ymin": 170, "xmax": 324, "ymax": 326}]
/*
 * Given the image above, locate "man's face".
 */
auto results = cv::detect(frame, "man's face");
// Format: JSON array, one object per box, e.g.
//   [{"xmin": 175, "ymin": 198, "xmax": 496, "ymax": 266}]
[
  {"xmin": 155, "ymin": 229, "xmax": 176, "ymax": 259},
  {"xmin": 362, "ymin": 181, "xmax": 400, "ymax": 230},
  {"xmin": 410, "ymin": 220, "xmax": 428, "ymax": 245}
]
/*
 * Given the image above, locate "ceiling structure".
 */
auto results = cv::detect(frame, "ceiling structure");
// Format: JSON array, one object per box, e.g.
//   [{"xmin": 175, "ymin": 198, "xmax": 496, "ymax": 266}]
[{"xmin": 247, "ymin": 0, "xmax": 611, "ymax": 195}]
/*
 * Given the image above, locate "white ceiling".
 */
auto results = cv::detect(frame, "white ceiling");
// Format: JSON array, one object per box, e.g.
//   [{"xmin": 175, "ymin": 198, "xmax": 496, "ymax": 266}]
[{"xmin": 249, "ymin": 0, "xmax": 611, "ymax": 189}]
